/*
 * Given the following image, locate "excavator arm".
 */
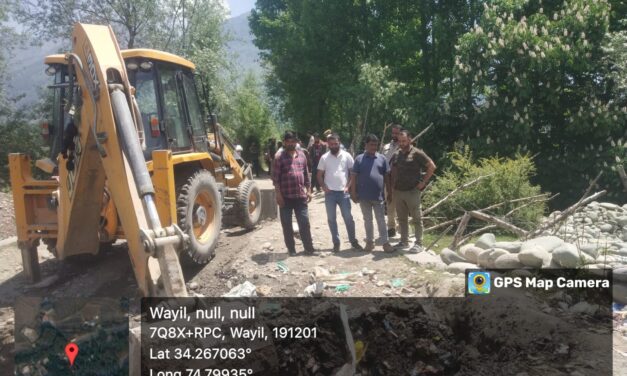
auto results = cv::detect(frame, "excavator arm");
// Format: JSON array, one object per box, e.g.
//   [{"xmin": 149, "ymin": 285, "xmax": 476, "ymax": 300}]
[{"xmin": 57, "ymin": 23, "xmax": 188, "ymax": 296}]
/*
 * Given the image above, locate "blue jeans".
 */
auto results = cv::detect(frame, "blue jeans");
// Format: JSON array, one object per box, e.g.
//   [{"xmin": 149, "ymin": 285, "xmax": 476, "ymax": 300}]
[
  {"xmin": 324, "ymin": 191, "xmax": 357, "ymax": 246},
  {"xmin": 279, "ymin": 198, "xmax": 314, "ymax": 252}
]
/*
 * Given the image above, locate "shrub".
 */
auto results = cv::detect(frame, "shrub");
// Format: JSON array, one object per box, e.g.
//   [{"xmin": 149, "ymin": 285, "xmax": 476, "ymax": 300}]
[{"xmin": 422, "ymin": 145, "xmax": 546, "ymax": 232}]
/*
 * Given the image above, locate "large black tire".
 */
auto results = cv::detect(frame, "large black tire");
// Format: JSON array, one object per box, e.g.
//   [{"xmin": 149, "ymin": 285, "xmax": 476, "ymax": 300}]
[
  {"xmin": 236, "ymin": 180, "xmax": 262, "ymax": 229},
  {"xmin": 177, "ymin": 171, "xmax": 222, "ymax": 264}
]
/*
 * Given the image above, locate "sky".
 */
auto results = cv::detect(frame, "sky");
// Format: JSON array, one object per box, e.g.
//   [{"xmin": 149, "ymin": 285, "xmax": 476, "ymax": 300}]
[{"xmin": 226, "ymin": 0, "xmax": 256, "ymax": 18}]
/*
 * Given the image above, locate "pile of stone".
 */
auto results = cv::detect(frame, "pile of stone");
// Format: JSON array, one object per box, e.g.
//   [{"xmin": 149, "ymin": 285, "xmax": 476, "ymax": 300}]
[
  {"xmin": 440, "ymin": 201, "xmax": 627, "ymax": 270},
  {"xmin": 437, "ymin": 201, "xmax": 627, "ymax": 303}
]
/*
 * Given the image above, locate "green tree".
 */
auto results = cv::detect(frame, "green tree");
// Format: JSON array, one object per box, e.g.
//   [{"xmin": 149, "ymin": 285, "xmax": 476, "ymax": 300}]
[
  {"xmin": 448, "ymin": 0, "xmax": 626, "ymax": 206},
  {"xmin": 221, "ymin": 72, "xmax": 278, "ymax": 154}
]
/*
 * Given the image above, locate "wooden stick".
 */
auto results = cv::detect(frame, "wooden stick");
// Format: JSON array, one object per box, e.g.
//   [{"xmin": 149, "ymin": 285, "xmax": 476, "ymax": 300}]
[
  {"xmin": 530, "ymin": 190, "xmax": 607, "ymax": 237},
  {"xmin": 424, "ymin": 216, "xmax": 463, "ymax": 232},
  {"xmin": 423, "ymin": 174, "xmax": 493, "ymax": 215},
  {"xmin": 504, "ymin": 193, "xmax": 558, "ymax": 218},
  {"xmin": 411, "ymin": 123, "xmax": 433, "ymax": 143},
  {"xmin": 458, "ymin": 225, "xmax": 498, "ymax": 247},
  {"xmin": 617, "ymin": 165, "xmax": 627, "ymax": 192},
  {"xmin": 424, "ymin": 225, "xmax": 454, "ymax": 253},
  {"xmin": 450, "ymin": 212, "xmax": 471, "ymax": 250},
  {"xmin": 469, "ymin": 210, "xmax": 528, "ymax": 237},
  {"xmin": 580, "ymin": 172, "xmax": 603, "ymax": 203},
  {"xmin": 379, "ymin": 122, "xmax": 392, "ymax": 153}
]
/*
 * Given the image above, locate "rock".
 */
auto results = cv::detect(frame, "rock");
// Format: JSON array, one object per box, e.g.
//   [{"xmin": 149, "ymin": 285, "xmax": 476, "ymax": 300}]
[
  {"xmin": 256, "ymin": 285, "xmax": 272, "ymax": 296},
  {"xmin": 476, "ymin": 249, "xmax": 493, "ymax": 268},
  {"xmin": 262, "ymin": 242, "xmax": 272, "ymax": 250},
  {"xmin": 599, "ymin": 202, "xmax": 620, "ymax": 210},
  {"xmin": 599, "ymin": 223, "xmax": 613, "ymax": 232},
  {"xmin": 617, "ymin": 216, "xmax": 627, "ymax": 227},
  {"xmin": 552, "ymin": 243, "xmax": 583, "ymax": 268},
  {"xmin": 461, "ymin": 246, "xmax": 482, "ymax": 264},
  {"xmin": 578, "ymin": 243, "xmax": 599, "ymax": 259},
  {"xmin": 475, "ymin": 233, "xmax": 496, "ymax": 249},
  {"xmin": 440, "ymin": 248, "xmax": 468, "ymax": 265},
  {"xmin": 518, "ymin": 247, "xmax": 551, "ymax": 268},
  {"xmin": 614, "ymin": 267, "xmax": 627, "ymax": 283},
  {"xmin": 446, "ymin": 262, "xmax": 479, "ymax": 274},
  {"xmin": 613, "ymin": 283, "xmax": 627, "ymax": 305},
  {"xmin": 188, "ymin": 282, "xmax": 199, "ymax": 290},
  {"xmin": 520, "ymin": 236, "xmax": 564, "ymax": 254},
  {"xmin": 21, "ymin": 327, "xmax": 38, "ymax": 343},
  {"xmin": 569, "ymin": 301, "xmax": 598, "ymax": 315},
  {"xmin": 223, "ymin": 281, "xmax": 257, "ymax": 297},
  {"xmin": 304, "ymin": 282, "xmax": 325, "ymax": 297},
  {"xmin": 404, "ymin": 251, "xmax": 447, "ymax": 269},
  {"xmin": 493, "ymin": 241, "xmax": 522, "ymax": 253},
  {"xmin": 458, "ymin": 243, "xmax": 476, "ymax": 257},
  {"xmin": 494, "ymin": 253, "xmax": 525, "ymax": 268},
  {"xmin": 486, "ymin": 249, "xmax": 509, "ymax": 268}
]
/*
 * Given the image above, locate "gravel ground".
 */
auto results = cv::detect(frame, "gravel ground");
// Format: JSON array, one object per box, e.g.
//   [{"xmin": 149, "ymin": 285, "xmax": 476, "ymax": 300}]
[{"xmin": 0, "ymin": 191, "xmax": 16, "ymax": 240}]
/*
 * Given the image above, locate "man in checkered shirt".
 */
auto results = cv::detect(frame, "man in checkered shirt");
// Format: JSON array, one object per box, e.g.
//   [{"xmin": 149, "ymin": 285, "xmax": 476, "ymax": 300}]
[{"xmin": 272, "ymin": 131, "xmax": 316, "ymax": 256}]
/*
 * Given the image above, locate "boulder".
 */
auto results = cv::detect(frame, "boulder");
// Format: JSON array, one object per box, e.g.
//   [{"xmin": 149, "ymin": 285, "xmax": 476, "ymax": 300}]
[
  {"xmin": 552, "ymin": 243, "xmax": 582, "ymax": 268},
  {"xmin": 599, "ymin": 202, "xmax": 620, "ymax": 210},
  {"xmin": 440, "ymin": 248, "xmax": 468, "ymax": 265},
  {"xmin": 446, "ymin": 262, "xmax": 479, "ymax": 274},
  {"xmin": 493, "ymin": 241, "xmax": 522, "ymax": 253},
  {"xmin": 475, "ymin": 233, "xmax": 496, "ymax": 249},
  {"xmin": 486, "ymin": 249, "xmax": 509, "ymax": 268},
  {"xmin": 461, "ymin": 246, "xmax": 483, "ymax": 264},
  {"xmin": 614, "ymin": 266, "xmax": 627, "ymax": 283},
  {"xmin": 617, "ymin": 216, "xmax": 627, "ymax": 227},
  {"xmin": 520, "ymin": 236, "xmax": 564, "ymax": 254},
  {"xmin": 599, "ymin": 223, "xmax": 613, "ymax": 233},
  {"xmin": 578, "ymin": 243, "xmax": 599, "ymax": 259},
  {"xmin": 614, "ymin": 283, "xmax": 627, "ymax": 305},
  {"xmin": 494, "ymin": 253, "xmax": 525, "ymax": 269},
  {"xmin": 518, "ymin": 247, "xmax": 551, "ymax": 268},
  {"xmin": 569, "ymin": 301, "xmax": 598, "ymax": 315},
  {"xmin": 477, "ymin": 249, "xmax": 493, "ymax": 268}
]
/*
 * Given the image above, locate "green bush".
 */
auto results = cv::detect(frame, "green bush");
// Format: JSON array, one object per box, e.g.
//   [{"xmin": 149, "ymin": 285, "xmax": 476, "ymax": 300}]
[{"xmin": 422, "ymin": 145, "xmax": 546, "ymax": 232}]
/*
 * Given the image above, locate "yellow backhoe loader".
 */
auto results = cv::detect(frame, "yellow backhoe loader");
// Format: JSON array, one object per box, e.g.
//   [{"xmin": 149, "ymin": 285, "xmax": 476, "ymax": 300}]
[{"xmin": 8, "ymin": 23, "xmax": 264, "ymax": 297}]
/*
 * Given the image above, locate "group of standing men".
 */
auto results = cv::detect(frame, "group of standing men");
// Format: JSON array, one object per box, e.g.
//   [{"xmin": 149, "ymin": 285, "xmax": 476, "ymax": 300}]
[{"xmin": 271, "ymin": 125, "xmax": 436, "ymax": 256}]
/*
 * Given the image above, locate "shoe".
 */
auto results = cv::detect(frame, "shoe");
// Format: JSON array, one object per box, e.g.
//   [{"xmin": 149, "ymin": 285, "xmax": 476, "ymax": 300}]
[
  {"xmin": 364, "ymin": 241, "xmax": 375, "ymax": 252},
  {"xmin": 304, "ymin": 247, "xmax": 317, "ymax": 255},
  {"xmin": 407, "ymin": 244, "xmax": 424, "ymax": 254},
  {"xmin": 393, "ymin": 241, "xmax": 408, "ymax": 250},
  {"xmin": 351, "ymin": 241, "xmax": 363, "ymax": 251},
  {"xmin": 387, "ymin": 228, "xmax": 396, "ymax": 238},
  {"xmin": 288, "ymin": 249, "xmax": 297, "ymax": 256},
  {"xmin": 382, "ymin": 243, "xmax": 394, "ymax": 253},
  {"xmin": 333, "ymin": 244, "xmax": 340, "ymax": 253}
]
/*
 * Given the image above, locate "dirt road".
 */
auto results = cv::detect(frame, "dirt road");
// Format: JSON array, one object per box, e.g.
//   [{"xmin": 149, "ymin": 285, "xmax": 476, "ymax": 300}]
[{"xmin": 1, "ymin": 178, "xmax": 625, "ymax": 374}]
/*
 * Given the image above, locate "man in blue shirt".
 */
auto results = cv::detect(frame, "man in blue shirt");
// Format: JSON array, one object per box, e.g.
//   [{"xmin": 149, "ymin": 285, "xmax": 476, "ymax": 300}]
[{"xmin": 350, "ymin": 134, "xmax": 393, "ymax": 252}]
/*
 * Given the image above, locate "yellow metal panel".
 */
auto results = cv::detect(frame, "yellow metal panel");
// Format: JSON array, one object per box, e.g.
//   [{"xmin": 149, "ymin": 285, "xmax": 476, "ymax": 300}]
[
  {"xmin": 151, "ymin": 150, "xmax": 177, "ymax": 226},
  {"xmin": 44, "ymin": 54, "xmax": 66, "ymax": 65},
  {"xmin": 121, "ymin": 49, "xmax": 195, "ymax": 70}
]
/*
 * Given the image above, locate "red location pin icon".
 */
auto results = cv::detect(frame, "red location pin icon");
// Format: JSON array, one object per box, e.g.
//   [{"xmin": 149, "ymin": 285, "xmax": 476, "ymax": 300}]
[{"xmin": 65, "ymin": 343, "xmax": 79, "ymax": 366}]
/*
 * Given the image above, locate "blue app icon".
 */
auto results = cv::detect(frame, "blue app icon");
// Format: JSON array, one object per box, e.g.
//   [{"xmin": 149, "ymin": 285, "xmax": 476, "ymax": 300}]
[{"xmin": 468, "ymin": 271, "xmax": 491, "ymax": 295}]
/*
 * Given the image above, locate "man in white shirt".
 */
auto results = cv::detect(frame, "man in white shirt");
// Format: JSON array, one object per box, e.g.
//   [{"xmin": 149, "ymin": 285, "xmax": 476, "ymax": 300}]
[
  {"xmin": 382, "ymin": 124, "xmax": 402, "ymax": 238},
  {"xmin": 317, "ymin": 134, "xmax": 363, "ymax": 252}
]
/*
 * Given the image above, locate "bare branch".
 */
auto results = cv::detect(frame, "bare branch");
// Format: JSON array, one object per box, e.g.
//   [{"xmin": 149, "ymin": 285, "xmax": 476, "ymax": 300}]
[
  {"xmin": 411, "ymin": 122, "xmax": 433, "ymax": 143},
  {"xmin": 530, "ymin": 190, "xmax": 607, "ymax": 238},
  {"xmin": 450, "ymin": 212, "xmax": 471, "ymax": 250},
  {"xmin": 458, "ymin": 225, "xmax": 498, "ymax": 247},
  {"xmin": 423, "ymin": 174, "xmax": 494, "ymax": 215},
  {"xmin": 469, "ymin": 210, "xmax": 528, "ymax": 237}
]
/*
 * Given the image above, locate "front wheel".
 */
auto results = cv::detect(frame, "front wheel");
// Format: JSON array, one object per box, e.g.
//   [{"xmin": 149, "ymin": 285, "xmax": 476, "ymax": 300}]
[
  {"xmin": 236, "ymin": 180, "xmax": 262, "ymax": 229},
  {"xmin": 177, "ymin": 171, "xmax": 222, "ymax": 264}
]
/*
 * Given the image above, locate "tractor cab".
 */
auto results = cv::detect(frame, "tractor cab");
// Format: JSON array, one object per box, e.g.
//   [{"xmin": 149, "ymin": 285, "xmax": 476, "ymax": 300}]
[{"xmin": 43, "ymin": 49, "xmax": 218, "ymax": 162}]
